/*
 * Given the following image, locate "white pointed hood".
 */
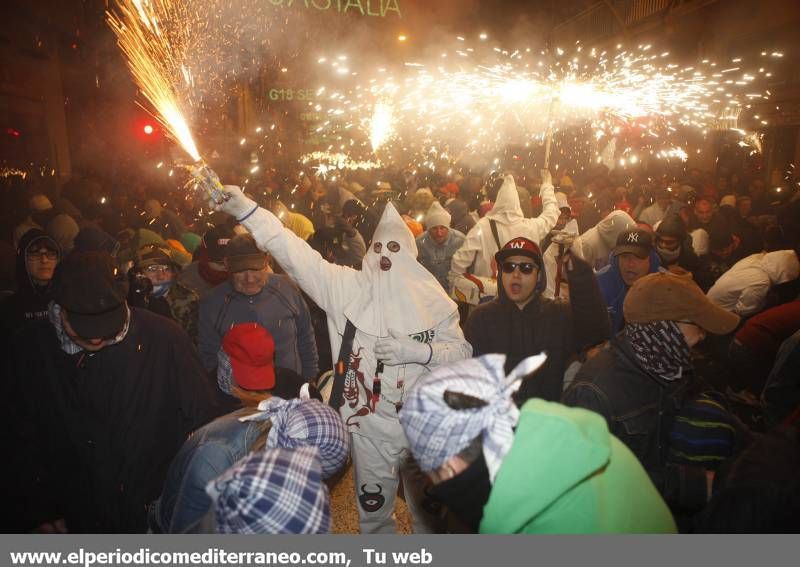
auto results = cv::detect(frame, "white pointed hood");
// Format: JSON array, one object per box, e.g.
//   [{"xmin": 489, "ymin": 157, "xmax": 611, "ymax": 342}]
[
  {"xmin": 344, "ymin": 203, "xmax": 457, "ymax": 337},
  {"xmin": 485, "ymin": 175, "xmax": 524, "ymax": 225}
]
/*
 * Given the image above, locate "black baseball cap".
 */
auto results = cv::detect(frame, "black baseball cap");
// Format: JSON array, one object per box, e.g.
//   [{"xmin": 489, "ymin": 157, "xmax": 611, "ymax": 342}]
[
  {"xmin": 614, "ymin": 228, "xmax": 654, "ymax": 259},
  {"xmin": 56, "ymin": 251, "xmax": 129, "ymax": 339},
  {"xmin": 203, "ymin": 224, "xmax": 236, "ymax": 262}
]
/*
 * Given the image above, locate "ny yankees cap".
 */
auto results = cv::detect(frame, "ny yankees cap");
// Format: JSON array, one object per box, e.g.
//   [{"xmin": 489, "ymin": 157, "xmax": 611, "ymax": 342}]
[{"xmin": 614, "ymin": 228, "xmax": 654, "ymax": 259}]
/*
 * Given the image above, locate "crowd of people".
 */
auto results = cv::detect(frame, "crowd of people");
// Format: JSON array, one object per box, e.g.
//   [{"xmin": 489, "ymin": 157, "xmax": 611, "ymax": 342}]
[{"xmin": 2, "ymin": 157, "xmax": 799, "ymax": 534}]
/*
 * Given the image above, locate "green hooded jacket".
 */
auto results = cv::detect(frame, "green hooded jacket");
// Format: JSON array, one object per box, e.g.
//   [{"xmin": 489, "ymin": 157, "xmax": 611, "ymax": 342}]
[{"xmin": 480, "ymin": 400, "xmax": 676, "ymax": 534}]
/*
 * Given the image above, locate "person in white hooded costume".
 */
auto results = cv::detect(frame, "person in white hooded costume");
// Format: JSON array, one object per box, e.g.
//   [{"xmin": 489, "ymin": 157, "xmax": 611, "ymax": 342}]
[
  {"xmin": 449, "ymin": 172, "xmax": 559, "ymax": 288},
  {"xmin": 707, "ymin": 249, "xmax": 800, "ymax": 317},
  {"xmin": 213, "ymin": 185, "xmax": 472, "ymax": 533}
]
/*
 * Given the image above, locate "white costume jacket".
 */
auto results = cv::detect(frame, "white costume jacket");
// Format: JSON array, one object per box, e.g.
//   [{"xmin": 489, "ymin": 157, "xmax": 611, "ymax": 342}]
[
  {"xmin": 707, "ymin": 250, "xmax": 800, "ymax": 317},
  {"xmin": 449, "ymin": 175, "xmax": 559, "ymax": 285},
  {"xmin": 241, "ymin": 203, "xmax": 472, "ymax": 442}
]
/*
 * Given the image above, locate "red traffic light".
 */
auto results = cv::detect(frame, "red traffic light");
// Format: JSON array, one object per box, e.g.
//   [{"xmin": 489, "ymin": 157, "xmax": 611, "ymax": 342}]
[{"xmin": 143, "ymin": 124, "xmax": 154, "ymax": 135}]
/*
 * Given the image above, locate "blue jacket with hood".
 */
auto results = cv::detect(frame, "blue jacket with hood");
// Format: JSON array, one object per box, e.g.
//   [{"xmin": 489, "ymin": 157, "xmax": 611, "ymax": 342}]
[{"xmin": 596, "ymin": 249, "xmax": 662, "ymax": 334}]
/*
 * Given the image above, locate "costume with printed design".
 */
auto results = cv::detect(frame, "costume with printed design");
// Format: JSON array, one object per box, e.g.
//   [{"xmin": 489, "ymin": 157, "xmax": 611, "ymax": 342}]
[{"xmin": 236, "ymin": 197, "xmax": 472, "ymax": 533}]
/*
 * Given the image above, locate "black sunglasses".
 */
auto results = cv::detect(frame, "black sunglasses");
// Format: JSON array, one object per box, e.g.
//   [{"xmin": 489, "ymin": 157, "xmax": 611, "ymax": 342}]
[{"xmin": 501, "ymin": 261, "xmax": 536, "ymax": 275}]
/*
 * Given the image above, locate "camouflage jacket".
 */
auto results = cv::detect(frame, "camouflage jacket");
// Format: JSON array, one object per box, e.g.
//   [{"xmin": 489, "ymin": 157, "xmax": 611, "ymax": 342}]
[{"xmin": 166, "ymin": 282, "xmax": 199, "ymax": 343}]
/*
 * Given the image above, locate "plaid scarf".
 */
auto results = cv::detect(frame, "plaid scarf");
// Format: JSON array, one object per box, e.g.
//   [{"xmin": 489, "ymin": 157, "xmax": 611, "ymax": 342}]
[
  {"xmin": 625, "ymin": 320, "xmax": 692, "ymax": 381},
  {"xmin": 206, "ymin": 446, "xmax": 330, "ymax": 534},
  {"xmin": 240, "ymin": 397, "xmax": 349, "ymax": 478},
  {"xmin": 48, "ymin": 302, "xmax": 130, "ymax": 355},
  {"xmin": 398, "ymin": 353, "xmax": 547, "ymax": 483}
]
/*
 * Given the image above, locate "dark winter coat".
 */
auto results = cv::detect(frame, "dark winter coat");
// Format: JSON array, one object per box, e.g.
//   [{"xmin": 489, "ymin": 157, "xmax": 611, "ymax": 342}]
[
  {"xmin": 5, "ymin": 308, "xmax": 222, "ymax": 532},
  {"xmin": 0, "ymin": 229, "xmax": 60, "ymax": 343},
  {"xmin": 561, "ymin": 336, "xmax": 728, "ymax": 512},
  {"xmin": 562, "ymin": 336, "xmax": 687, "ymax": 474},
  {"xmin": 464, "ymin": 256, "xmax": 610, "ymax": 403}
]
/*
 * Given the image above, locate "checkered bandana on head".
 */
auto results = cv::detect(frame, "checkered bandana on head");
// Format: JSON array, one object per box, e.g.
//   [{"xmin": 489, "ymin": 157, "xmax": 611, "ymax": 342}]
[
  {"xmin": 398, "ymin": 353, "xmax": 546, "ymax": 483},
  {"xmin": 206, "ymin": 445, "xmax": 330, "ymax": 534},
  {"xmin": 239, "ymin": 397, "xmax": 349, "ymax": 478}
]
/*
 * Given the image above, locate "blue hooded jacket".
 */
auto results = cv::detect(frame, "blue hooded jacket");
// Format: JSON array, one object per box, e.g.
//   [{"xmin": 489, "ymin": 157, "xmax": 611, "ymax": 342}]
[{"xmin": 596, "ymin": 249, "xmax": 662, "ymax": 334}]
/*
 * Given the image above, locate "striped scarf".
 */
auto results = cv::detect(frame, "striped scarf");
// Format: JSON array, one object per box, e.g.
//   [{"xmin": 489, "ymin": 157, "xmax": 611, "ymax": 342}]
[
  {"xmin": 48, "ymin": 302, "xmax": 130, "ymax": 355},
  {"xmin": 625, "ymin": 320, "xmax": 692, "ymax": 381}
]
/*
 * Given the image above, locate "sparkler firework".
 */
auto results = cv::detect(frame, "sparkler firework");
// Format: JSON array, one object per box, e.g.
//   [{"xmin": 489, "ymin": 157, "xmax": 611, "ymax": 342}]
[
  {"xmin": 107, "ymin": 0, "xmax": 201, "ymax": 162},
  {"xmin": 104, "ymin": 1, "xmax": 781, "ymax": 184},
  {"xmin": 369, "ymin": 102, "xmax": 395, "ymax": 152},
  {"xmin": 310, "ymin": 38, "xmax": 778, "ymax": 172},
  {"xmin": 107, "ymin": 0, "xmax": 242, "ymax": 203},
  {"xmin": 301, "ymin": 151, "xmax": 383, "ymax": 176}
]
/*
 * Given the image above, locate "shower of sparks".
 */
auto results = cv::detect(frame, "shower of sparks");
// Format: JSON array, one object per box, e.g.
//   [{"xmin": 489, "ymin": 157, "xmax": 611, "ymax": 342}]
[
  {"xmin": 369, "ymin": 102, "xmax": 394, "ymax": 152},
  {"xmin": 655, "ymin": 147, "xmax": 689, "ymax": 161},
  {"xmin": 300, "ymin": 151, "xmax": 382, "ymax": 178},
  {"xmin": 733, "ymin": 128, "xmax": 764, "ymax": 155},
  {"xmin": 107, "ymin": 0, "xmax": 201, "ymax": 161},
  {"xmin": 1, "ymin": 167, "xmax": 27, "ymax": 179},
  {"xmin": 309, "ymin": 40, "xmax": 778, "ymax": 170}
]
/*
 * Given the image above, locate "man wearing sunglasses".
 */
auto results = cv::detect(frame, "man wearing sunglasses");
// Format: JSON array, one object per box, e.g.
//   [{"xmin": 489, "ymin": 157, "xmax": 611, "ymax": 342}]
[{"xmin": 465, "ymin": 236, "xmax": 610, "ymax": 404}]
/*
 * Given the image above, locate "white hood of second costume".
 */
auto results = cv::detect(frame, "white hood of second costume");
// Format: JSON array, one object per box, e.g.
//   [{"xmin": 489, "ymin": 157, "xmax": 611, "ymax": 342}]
[
  {"xmin": 485, "ymin": 175, "xmax": 524, "ymax": 225},
  {"xmin": 343, "ymin": 203, "xmax": 458, "ymax": 337},
  {"xmin": 574, "ymin": 210, "xmax": 636, "ymax": 266}
]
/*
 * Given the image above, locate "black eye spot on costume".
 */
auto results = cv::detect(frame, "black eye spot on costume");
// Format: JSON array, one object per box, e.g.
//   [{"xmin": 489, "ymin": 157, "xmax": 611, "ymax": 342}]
[
  {"xmin": 387, "ymin": 241, "xmax": 400, "ymax": 253},
  {"xmin": 373, "ymin": 242, "xmax": 382, "ymax": 254},
  {"xmin": 359, "ymin": 484, "xmax": 385, "ymax": 512}
]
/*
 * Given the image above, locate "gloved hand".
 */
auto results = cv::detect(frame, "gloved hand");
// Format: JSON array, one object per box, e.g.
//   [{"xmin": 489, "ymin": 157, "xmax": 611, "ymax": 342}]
[
  {"xmin": 212, "ymin": 185, "xmax": 258, "ymax": 221},
  {"xmin": 374, "ymin": 330, "xmax": 432, "ymax": 366},
  {"xmin": 540, "ymin": 169, "xmax": 553, "ymax": 187}
]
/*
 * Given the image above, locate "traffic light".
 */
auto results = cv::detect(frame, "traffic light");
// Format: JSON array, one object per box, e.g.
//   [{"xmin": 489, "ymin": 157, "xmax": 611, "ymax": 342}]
[{"xmin": 143, "ymin": 123, "xmax": 154, "ymax": 135}]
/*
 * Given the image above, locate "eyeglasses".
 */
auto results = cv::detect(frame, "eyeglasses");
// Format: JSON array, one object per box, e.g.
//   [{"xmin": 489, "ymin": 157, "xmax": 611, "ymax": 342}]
[
  {"xmin": 26, "ymin": 249, "xmax": 58, "ymax": 261},
  {"xmin": 143, "ymin": 264, "xmax": 171, "ymax": 274},
  {"xmin": 501, "ymin": 261, "xmax": 536, "ymax": 275}
]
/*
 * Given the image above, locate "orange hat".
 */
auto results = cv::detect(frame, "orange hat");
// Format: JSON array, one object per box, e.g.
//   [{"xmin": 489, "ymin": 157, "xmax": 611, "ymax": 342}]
[{"xmin": 402, "ymin": 215, "xmax": 424, "ymax": 237}]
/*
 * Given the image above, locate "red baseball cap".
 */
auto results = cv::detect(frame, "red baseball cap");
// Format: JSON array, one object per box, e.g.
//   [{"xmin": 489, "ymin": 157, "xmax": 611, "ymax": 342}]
[
  {"xmin": 495, "ymin": 236, "xmax": 543, "ymax": 265},
  {"xmin": 222, "ymin": 323, "xmax": 276, "ymax": 391}
]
